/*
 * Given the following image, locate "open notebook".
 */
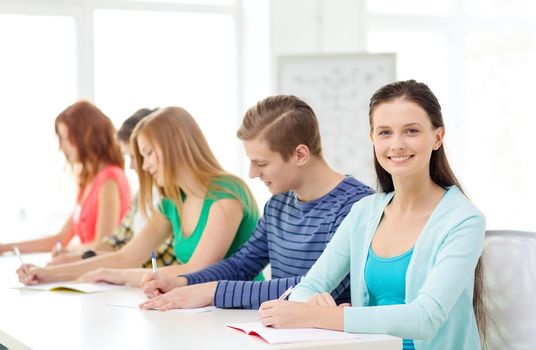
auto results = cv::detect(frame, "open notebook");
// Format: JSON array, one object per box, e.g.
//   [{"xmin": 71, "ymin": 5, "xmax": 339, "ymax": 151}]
[
  {"xmin": 13, "ymin": 282, "xmax": 125, "ymax": 293},
  {"xmin": 226, "ymin": 322, "xmax": 360, "ymax": 345}
]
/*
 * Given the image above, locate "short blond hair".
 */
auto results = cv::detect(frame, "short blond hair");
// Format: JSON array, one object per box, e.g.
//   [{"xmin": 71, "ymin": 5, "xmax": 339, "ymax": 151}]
[{"xmin": 237, "ymin": 95, "xmax": 322, "ymax": 160}]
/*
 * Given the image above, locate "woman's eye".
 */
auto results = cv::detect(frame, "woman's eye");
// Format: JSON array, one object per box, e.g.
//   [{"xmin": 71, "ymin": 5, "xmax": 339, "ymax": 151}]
[
  {"xmin": 407, "ymin": 129, "xmax": 419, "ymax": 134},
  {"xmin": 378, "ymin": 130, "xmax": 391, "ymax": 136}
]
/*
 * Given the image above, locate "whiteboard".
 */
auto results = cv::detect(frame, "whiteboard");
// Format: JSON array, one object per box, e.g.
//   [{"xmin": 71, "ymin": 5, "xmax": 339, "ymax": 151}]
[{"xmin": 277, "ymin": 53, "xmax": 396, "ymax": 188}]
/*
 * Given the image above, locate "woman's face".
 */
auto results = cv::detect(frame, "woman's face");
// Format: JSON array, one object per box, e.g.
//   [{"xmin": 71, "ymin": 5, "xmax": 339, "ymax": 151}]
[
  {"xmin": 57, "ymin": 122, "xmax": 79, "ymax": 163},
  {"xmin": 370, "ymin": 98, "xmax": 444, "ymax": 181},
  {"xmin": 136, "ymin": 134, "xmax": 165, "ymax": 186}
]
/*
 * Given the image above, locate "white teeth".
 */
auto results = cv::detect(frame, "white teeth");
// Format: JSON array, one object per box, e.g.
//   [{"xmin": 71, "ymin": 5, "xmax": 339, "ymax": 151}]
[{"xmin": 390, "ymin": 156, "xmax": 411, "ymax": 161}]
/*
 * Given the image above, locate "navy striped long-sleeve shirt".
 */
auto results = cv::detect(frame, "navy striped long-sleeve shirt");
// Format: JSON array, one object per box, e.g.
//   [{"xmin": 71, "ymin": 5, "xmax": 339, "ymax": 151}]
[{"xmin": 183, "ymin": 176, "xmax": 374, "ymax": 309}]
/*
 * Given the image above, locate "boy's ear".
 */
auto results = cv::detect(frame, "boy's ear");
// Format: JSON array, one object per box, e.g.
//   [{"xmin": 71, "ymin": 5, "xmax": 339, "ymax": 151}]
[{"xmin": 294, "ymin": 144, "xmax": 310, "ymax": 166}]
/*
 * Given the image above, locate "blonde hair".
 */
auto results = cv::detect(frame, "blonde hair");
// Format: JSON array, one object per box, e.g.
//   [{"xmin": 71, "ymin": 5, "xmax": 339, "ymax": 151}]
[
  {"xmin": 237, "ymin": 95, "xmax": 322, "ymax": 161},
  {"xmin": 131, "ymin": 107, "xmax": 257, "ymax": 219}
]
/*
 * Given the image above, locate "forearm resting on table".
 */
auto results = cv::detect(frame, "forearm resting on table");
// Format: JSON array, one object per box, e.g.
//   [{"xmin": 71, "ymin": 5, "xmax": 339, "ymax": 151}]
[
  {"xmin": 4, "ymin": 235, "xmax": 58, "ymax": 253},
  {"xmin": 47, "ymin": 250, "xmax": 143, "ymax": 281},
  {"xmin": 314, "ymin": 306, "xmax": 345, "ymax": 331}
]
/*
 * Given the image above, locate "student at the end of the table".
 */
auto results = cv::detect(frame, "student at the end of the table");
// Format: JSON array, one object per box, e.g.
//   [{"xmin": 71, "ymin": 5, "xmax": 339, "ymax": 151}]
[
  {"xmin": 17, "ymin": 107, "xmax": 258, "ymax": 285},
  {"xmin": 138, "ymin": 95, "xmax": 374, "ymax": 311},
  {"xmin": 0, "ymin": 101, "xmax": 131, "ymax": 256},
  {"xmin": 47, "ymin": 108, "xmax": 178, "ymax": 269},
  {"xmin": 258, "ymin": 80, "xmax": 486, "ymax": 350}
]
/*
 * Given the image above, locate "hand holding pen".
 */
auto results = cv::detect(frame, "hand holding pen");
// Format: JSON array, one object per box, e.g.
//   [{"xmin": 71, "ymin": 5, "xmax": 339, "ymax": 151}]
[
  {"xmin": 140, "ymin": 251, "xmax": 181, "ymax": 299},
  {"xmin": 14, "ymin": 246, "xmax": 26, "ymax": 272},
  {"xmin": 14, "ymin": 246, "xmax": 45, "ymax": 285},
  {"xmin": 151, "ymin": 251, "xmax": 157, "ymax": 274},
  {"xmin": 278, "ymin": 286, "xmax": 294, "ymax": 301}
]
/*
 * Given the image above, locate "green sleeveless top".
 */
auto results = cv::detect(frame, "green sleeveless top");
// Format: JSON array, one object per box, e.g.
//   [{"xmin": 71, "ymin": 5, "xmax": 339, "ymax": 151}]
[{"xmin": 160, "ymin": 176, "xmax": 261, "ymax": 273}]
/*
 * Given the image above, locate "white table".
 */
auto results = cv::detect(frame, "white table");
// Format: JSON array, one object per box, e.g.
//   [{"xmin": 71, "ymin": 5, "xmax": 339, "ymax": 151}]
[{"xmin": 0, "ymin": 254, "xmax": 401, "ymax": 350}]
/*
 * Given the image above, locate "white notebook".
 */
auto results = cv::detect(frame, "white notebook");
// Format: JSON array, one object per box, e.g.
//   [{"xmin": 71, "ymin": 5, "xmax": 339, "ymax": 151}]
[
  {"xmin": 13, "ymin": 282, "xmax": 126, "ymax": 293},
  {"xmin": 226, "ymin": 322, "xmax": 360, "ymax": 345},
  {"xmin": 107, "ymin": 297, "xmax": 217, "ymax": 313}
]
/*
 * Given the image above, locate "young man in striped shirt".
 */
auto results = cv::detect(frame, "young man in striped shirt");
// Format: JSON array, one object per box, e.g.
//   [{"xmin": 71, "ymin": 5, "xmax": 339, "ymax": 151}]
[{"xmin": 139, "ymin": 95, "xmax": 374, "ymax": 310}]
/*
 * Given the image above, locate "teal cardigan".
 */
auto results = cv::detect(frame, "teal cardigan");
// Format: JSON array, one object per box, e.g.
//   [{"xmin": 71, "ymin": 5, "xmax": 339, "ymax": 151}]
[{"xmin": 290, "ymin": 186, "xmax": 485, "ymax": 350}]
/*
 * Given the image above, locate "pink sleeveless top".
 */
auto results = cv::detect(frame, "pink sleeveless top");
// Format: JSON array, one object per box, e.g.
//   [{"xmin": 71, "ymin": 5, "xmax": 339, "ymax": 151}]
[{"xmin": 70, "ymin": 165, "xmax": 131, "ymax": 244}]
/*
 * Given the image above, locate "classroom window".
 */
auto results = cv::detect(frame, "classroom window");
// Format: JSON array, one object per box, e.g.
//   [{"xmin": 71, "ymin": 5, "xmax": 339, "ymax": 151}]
[
  {"xmin": 93, "ymin": 9, "xmax": 240, "ymax": 175},
  {"xmin": 463, "ymin": 31, "xmax": 536, "ymax": 230},
  {"xmin": 464, "ymin": 0, "xmax": 536, "ymax": 16},
  {"xmin": 0, "ymin": 1, "xmax": 244, "ymax": 243},
  {"xmin": 367, "ymin": 0, "xmax": 451, "ymax": 15},
  {"xmin": 0, "ymin": 14, "xmax": 77, "ymax": 241},
  {"xmin": 366, "ymin": 30, "xmax": 449, "ymax": 110},
  {"xmin": 126, "ymin": 0, "xmax": 234, "ymax": 4},
  {"xmin": 366, "ymin": 1, "xmax": 536, "ymax": 231}
]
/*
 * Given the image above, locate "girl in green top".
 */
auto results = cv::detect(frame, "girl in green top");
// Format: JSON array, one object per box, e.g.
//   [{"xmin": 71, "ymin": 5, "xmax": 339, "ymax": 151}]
[
  {"xmin": 160, "ymin": 176, "xmax": 259, "ymax": 265},
  {"xmin": 69, "ymin": 106, "xmax": 260, "ymax": 287}
]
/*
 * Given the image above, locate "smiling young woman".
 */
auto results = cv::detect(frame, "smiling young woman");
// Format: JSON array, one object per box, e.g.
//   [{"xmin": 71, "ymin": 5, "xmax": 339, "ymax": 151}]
[{"xmin": 258, "ymin": 81, "xmax": 486, "ymax": 350}]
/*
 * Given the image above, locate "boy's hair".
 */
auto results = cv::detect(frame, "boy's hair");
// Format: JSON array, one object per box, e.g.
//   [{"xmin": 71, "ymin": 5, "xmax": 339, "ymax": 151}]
[
  {"xmin": 237, "ymin": 95, "xmax": 322, "ymax": 160},
  {"xmin": 117, "ymin": 108, "xmax": 158, "ymax": 142}
]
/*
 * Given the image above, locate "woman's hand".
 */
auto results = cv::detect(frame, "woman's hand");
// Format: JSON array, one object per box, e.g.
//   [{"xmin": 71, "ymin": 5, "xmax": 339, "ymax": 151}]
[
  {"xmin": 308, "ymin": 292, "xmax": 338, "ymax": 307},
  {"xmin": 17, "ymin": 264, "xmax": 50, "ymax": 285},
  {"xmin": 306, "ymin": 292, "xmax": 352, "ymax": 307},
  {"xmin": 259, "ymin": 300, "xmax": 319, "ymax": 328},
  {"xmin": 258, "ymin": 292, "xmax": 347, "ymax": 329},
  {"xmin": 139, "ymin": 281, "xmax": 217, "ymax": 311},
  {"xmin": 77, "ymin": 268, "xmax": 127, "ymax": 285},
  {"xmin": 140, "ymin": 272, "xmax": 185, "ymax": 299}
]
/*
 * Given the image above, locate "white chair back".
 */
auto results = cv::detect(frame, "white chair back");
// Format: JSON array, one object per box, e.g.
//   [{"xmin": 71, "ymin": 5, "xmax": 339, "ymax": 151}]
[{"xmin": 483, "ymin": 230, "xmax": 536, "ymax": 349}]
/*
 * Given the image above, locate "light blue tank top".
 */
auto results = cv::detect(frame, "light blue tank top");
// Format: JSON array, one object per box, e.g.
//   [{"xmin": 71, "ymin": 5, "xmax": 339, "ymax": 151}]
[{"xmin": 364, "ymin": 246, "xmax": 415, "ymax": 350}]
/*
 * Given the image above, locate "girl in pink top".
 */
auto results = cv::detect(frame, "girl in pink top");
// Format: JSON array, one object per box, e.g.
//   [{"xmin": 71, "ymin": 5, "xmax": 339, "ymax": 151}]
[
  {"xmin": 72, "ymin": 165, "xmax": 131, "ymax": 244},
  {"xmin": 0, "ymin": 101, "xmax": 131, "ymax": 254}
]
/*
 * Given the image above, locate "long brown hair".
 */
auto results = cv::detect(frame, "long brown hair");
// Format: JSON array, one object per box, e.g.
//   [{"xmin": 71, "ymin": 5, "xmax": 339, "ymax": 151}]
[
  {"xmin": 131, "ymin": 106, "xmax": 257, "ymax": 220},
  {"xmin": 369, "ymin": 80, "xmax": 486, "ymax": 344},
  {"xmin": 55, "ymin": 101, "xmax": 123, "ymax": 190}
]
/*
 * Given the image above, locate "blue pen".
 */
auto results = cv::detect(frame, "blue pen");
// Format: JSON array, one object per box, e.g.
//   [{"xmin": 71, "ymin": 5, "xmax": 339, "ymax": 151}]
[{"xmin": 151, "ymin": 251, "xmax": 157, "ymax": 273}]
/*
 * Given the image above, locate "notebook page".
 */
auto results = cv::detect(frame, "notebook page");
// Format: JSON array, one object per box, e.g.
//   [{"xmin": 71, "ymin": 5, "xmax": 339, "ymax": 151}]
[
  {"xmin": 226, "ymin": 322, "xmax": 360, "ymax": 344},
  {"xmin": 107, "ymin": 297, "xmax": 217, "ymax": 313},
  {"xmin": 13, "ymin": 282, "xmax": 126, "ymax": 293}
]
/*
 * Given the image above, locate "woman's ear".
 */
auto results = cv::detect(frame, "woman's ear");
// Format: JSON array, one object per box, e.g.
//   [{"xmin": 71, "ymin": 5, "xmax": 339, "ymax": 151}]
[{"xmin": 433, "ymin": 127, "xmax": 445, "ymax": 150}]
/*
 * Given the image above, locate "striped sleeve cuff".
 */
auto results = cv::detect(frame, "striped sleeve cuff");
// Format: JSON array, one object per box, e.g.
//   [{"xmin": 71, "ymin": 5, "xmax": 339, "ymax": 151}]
[{"xmin": 214, "ymin": 277, "xmax": 302, "ymax": 309}]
